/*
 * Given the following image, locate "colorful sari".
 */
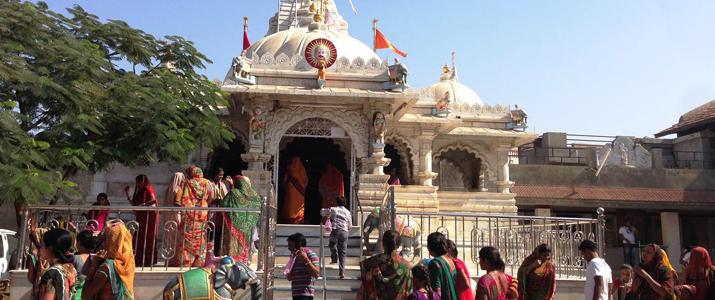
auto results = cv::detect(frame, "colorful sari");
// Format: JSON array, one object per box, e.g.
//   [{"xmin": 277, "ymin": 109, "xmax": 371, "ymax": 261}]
[
  {"xmin": 429, "ymin": 256, "xmax": 459, "ymax": 300},
  {"xmin": 87, "ymin": 201, "xmax": 110, "ymax": 233},
  {"xmin": 319, "ymin": 163, "xmax": 344, "ymax": 209},
  {"xmin": 634, "ymin": 244, "xmax": 675, "ymax": 300},
  {"xmin": 173, "ymin": 167, "xmax": 215, "ymax": 267},
  {"xmin": 103, "ymin": 222, "xmax": 135, "ymax": 299},
  {"xmin": 476, "ymin": 272, "xmax": 518, "ymax": 300},
  {"xmin": 220, "ymin": 176, "xmax": 261, "ymax": 263},
  {"xmin": 131, "ymin": 175, "xmax": 159, "ymax": 267},
  {"xmin": 453, "ymin": 257, "xmax": 473, "ymax": 300},
  {"xmin": 517, "ymin": 248, "xmax": 555, "ymax": 300},
  {"xmin": 281, "ymin": 157, "xmax": 307, "ymax": 224},
  {"xmin": 684, "ymin": 247, "xmax": 715, "ymax": 300},
  {"xmin": 39, "ymin": 262, "xmax": 78, "ymax": 300},
  {"xmin": 359, "ymin": 252, "xmax": 413, "ymax": 300}
]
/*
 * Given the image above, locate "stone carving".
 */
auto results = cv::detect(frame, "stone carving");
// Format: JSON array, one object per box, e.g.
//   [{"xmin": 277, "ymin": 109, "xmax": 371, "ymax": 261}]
[
  {"xmin": 305, "ymin": 38, "xmax": 337, "ymax": 89},
  {"xmin": 249, "ymin": 107, "xmax": 266, "ymax": 140},
  {"xmin": 265, "ymin": 106, "xmax": 370, "ymax": 157},
  {"xmin": 372, "ymin": 112, "xmax": 386, "ymax": 145},
  {"xmin": 597, "ymin": 136, "xmax": 652, "ymax": 168},
  {"xmin": 385, "ymin": 58, "xmax": 409, "ymax": 91},
  {"xmin": 434, "ymin": 142, "xmax": 496, "ymax": 182},
  {"xmin": 231, "ymin": 51, "xmax": 256, "ymax": 85},
  {"xmin": 418, "ymin": 89, "xmax": 511, "ymax": 118},
  {"xmin": 510, "ymin": 104, "xmax": 528, "ymax": 129},
  {"xmin": 246, "ymin": 51, "xmax": 387, "ymax": 75},
  {"xmin": 385, "ymin": 134, "xmax": 417, "ymax": 184}
]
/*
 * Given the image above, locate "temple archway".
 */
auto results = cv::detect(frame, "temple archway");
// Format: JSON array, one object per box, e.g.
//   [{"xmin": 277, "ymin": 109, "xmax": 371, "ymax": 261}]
[
  {"xmin": 434, "ymin": 148, "xmax": 487, "ymax": 192},
  {"xmin": 276, "ymin": 118, "xmax": 354, "ymax": 225},
  {"xmin": 385, "ymin": 135, "xmax": 415, "ymax": 185}
]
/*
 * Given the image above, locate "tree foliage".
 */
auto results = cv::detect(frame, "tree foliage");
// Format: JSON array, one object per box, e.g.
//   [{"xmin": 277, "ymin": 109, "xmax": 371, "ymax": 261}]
[{"xmin": 0, "ymin": 1, "xmax": 234, "ymax": 204}]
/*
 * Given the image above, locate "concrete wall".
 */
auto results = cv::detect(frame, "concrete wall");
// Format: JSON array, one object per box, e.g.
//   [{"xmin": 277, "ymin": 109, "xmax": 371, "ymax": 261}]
[{"xmin": 510, "ymin": 164, "xmax": 715, "ymax": 191}]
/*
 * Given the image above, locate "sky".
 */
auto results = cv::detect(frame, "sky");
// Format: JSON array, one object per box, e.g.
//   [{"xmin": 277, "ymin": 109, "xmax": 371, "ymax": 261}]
[{"xmin": 44, "ymin": 0, "xmax": 715, "ymax": 138}]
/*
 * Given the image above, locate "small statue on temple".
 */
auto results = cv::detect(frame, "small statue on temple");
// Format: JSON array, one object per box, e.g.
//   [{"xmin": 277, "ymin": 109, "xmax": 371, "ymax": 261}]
[
  {"xmin": 372, "ymin": 112, "xmax": 386, "ymax": 145},
  {"xmin": 510, "ymin": 104, "xmax": 528, "ymax": 126},
  {"xmin": 231, "ymin": 50, "xmax": 256, "ymax": 84},
  {"xmin": 390, "ymin": 58, "xmax": 408, "ymax": 85},
  {"xmin": 249, "ymin": 107, "xmax": 266, "ymax": 140}
]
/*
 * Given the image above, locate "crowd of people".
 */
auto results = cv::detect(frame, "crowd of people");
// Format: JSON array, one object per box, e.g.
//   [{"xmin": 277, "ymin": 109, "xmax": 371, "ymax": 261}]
[
  {"xmin": 23, "ymin": 166, "xmax": 264, "ymax": 299},
  {"xmin": 279, "ymin": 230, "xmax": 715, "ymax": 300}
]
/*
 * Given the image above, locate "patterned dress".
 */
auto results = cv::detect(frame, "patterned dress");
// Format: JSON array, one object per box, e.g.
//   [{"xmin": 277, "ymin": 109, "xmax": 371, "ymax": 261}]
[
  {"xmin": 360, "ymin": 252, "xmax": 413, "ymax": 300},
  {"xmin": 39, "ymin": 263, "xmax": 78, "ymax": 300},
  {"xmin": 173, "ymin": 167, "xmax": 216, "ymax": 267},
  {"xmin": 429, "ymin": 256, "xmax": 458, "ymax": 300}
]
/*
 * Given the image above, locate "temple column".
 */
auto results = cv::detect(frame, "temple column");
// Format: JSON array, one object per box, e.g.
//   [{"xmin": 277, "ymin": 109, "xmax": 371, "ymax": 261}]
[
  {"xmin": 417, "ymin": 135, "xmax": 438, "ymax": 186},
  {"xmin": 496, "ymin": 145, "xmax": 514, "ymax": 193}
]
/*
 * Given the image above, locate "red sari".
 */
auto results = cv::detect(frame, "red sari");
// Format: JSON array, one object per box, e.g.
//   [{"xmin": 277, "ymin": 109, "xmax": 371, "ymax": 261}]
[
  {"xmin": 131, "ymin": 175, "xmax": 159, "ymax": 267},
  {"xmin": 684, "ymin": 247, "xmax": 715, "ymax": 300},
  {"xmin": 173, "ymin": 167, "xmax": 215, "ymax": 267}
]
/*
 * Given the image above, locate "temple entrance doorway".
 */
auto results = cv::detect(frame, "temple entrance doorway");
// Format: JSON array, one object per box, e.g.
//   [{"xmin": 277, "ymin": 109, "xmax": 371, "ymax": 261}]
[{"xmin": 275, "ymin": 118, "xmax": 354, "ymax": 225}]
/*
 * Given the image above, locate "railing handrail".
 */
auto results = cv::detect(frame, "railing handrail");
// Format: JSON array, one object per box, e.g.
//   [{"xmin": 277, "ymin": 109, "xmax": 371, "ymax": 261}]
[
  {"xmin": 395, "ymin": 211, "xmax": 599, "ymax": 222},
  {"xmin": 25, "ymin": 205, "xmax": 260, "ymax": 212}
]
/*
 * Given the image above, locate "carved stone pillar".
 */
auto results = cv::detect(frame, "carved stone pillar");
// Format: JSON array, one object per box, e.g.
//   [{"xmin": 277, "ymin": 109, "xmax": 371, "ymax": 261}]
[
  {"xmin": 241, "ymin": 153, "xmax": 271, "ymax": 171},
  {"xmin": 247, "ymin": 105, "xmax": 267, "ymax": 154},
  {"xmin": 496, "ymin": 145, "xmax": 514, "ymax": 193},
  {"xmin": 417, "ymin": 136, "xmax": 438, "ymax": 186}
]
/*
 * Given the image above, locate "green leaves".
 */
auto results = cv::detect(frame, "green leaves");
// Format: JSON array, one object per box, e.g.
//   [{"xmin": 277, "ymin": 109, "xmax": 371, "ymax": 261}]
[{"xmin": 0, "ymin": 0, "xmax": 234, "ymax": 205}]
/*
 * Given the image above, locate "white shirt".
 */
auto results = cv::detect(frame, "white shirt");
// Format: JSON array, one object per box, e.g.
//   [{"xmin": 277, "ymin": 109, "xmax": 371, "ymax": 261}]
[
  {"xmin": 585, "ymin": 257, "xmax": 612, "ymax": 300},
  {"xmin": 618, "ymin": 226, "xmax": 636, "ymax": 244},
  {"xmin": 321, "ymin": 206, "xmax": 352, "ymax": 232}
]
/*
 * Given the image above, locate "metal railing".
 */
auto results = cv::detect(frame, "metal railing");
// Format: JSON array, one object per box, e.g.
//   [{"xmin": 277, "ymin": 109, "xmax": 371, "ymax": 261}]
[
  {"xmin": 515, "ymin": 146, "xmax": 591, "ymax": 165},
  {"xmin": 377, "ymin": 204, "xmax": 605, "ymax": 279},
  {"xmin": 15, "ymin": 205, "xmax": 262, "ymax": 272}
]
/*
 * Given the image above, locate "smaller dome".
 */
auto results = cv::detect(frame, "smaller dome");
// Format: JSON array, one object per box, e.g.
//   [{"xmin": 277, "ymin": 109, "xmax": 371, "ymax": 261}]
[{"xmin": 423, "ymin": 65, "xmax": 484, "ymax": 107}]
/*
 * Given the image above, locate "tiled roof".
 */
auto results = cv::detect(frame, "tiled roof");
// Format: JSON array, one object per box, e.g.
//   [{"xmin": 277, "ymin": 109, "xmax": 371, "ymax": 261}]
[
  {"xmin": 513, "ymin": 184, "xmax": 715, "ymax": 203},
  {"xmin": 655, "ymin": 100, "xmax": 715, "ymax": 137}
]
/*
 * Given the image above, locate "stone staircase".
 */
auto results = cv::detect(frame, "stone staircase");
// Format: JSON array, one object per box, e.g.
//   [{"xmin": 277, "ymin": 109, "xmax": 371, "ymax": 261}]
[{"xmin": 273, "ymin": 224, "xmax": 362, "ymax": 300}]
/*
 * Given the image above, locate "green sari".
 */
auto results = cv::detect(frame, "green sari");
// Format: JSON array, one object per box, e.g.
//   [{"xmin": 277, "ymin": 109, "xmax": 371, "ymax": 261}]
[
  {"xmin": 220, "ymin": 176, "xmax": 261, "ymax": 263},
  {"xmin": 429, "ymin": 256, "xmax": 459, "ymax": 300}
]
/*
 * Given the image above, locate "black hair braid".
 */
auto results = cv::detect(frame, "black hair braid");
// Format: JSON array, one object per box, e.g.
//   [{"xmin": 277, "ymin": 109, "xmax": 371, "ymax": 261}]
[{"xmin": 412, "ymin": 264, "xmax": 434, "ymax": 300}]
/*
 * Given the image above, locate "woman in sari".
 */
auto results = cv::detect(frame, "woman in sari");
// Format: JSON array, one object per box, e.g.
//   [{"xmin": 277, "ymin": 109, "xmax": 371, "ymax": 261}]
[
  {"xmin": 428, "ymin": 232, "xmax": 458, "ymax": 300},
  {"xmin": 82, "ymin": 220, "xmax": 135, "ymax": 300},
  {"xmin": 632, "ymin": 244, "xmax": 676, "ymax": 300},
  {"xmin": 319, "ymin": 163, "xmax": 344, "ymax": 209},
  {"xmin": 476, "ymin": 246, "xmax": 518, "ymax": 300},
  {"xmin": 683, "ymin": 247, "xmax": 715, "ymax": 300},
  {"xmin": 27, "ymin": 227, "xmax": 49, "ymax": 300},
  {"xmin": 517, "ymin": 244, "xmax": 555, "ymax": 300},
  {"xmin": 281, "ymin": 157, "xmax": 307, "ymax": 224},
  {"xmin": 85, "ymin": 193, "xmax": 110, "ymax": 233},
  {"xmin": 173, "ymin": 166, "xmax": 215, "ymax": 267},
  {"xmin": 220, "ymin": 175, "xmax": 261, "ymax": 264},
  {"xmin": 445, "ymin": 240, "xmax": 472, "ymax": 300},
  {"xmin": 358, "ymin": 230, "xmax": 412, "ymax": 300},
  {"xmin": 38, "ymin": 228, "xmax": 78, "ymax": 300},
  {"xmin": 123, "ymin": 174, "xmax": 158, "ymax": 267}
]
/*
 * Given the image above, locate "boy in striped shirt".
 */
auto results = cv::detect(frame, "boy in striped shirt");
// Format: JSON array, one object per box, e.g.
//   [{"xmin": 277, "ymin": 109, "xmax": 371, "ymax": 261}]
[{"xmin": 286, "ymin": 233, "xmax": 321, "ymax": 300}]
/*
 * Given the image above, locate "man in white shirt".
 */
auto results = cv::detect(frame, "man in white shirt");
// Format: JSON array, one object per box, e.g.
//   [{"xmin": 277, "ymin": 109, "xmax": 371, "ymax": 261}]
[
  {"xmin": 618, "ymin": 218, "xmax": 638, "ymax": 266},
  {"xmin": 580, "ymin": 240, "xmax": 612, "ymax": 300},
  {"xmin": 321, "ymin": 196, "xmax": 352, "ymax": 279}
]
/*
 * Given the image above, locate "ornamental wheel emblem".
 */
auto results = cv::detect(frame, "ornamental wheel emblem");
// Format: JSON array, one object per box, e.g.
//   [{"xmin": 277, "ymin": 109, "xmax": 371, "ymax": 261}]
[{"xmin": 304, "ymin": 38, "xmax": 337, "ymax": 69}]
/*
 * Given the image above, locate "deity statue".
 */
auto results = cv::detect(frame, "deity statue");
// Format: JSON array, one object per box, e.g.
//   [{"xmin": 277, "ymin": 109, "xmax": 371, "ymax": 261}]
[
  {"xmin": 304, "ymin": 38, "xmax": 337, "ymax": 89},
  {"xmin": 436, "ymin": 91, "xmax": 451, "ymax": 111},
  {"xmin": 511, "ymin": 104, "xmax": 528, "ymax": 126},
  {"xmin": 619, "ymin": 143, "xmax": 629, "ymax": 165},
  {"xmin": 249, "ymin": 107, "xmax": 265, "ymax": 140},
  {"xmin": 372, "ymin": 112, "xmax": 386, "ymax": 144}
]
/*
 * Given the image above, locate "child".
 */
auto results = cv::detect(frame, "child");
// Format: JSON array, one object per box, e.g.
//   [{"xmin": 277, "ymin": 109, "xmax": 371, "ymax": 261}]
[
  {"xmin": 38, "ymin": 228, "xmax": 78, "ymax": 299},
  {"xmin": 410, "ymin": 264, "xmax": 441, "ymax": 300},
  {"xmin": 612, "ymin": 264, "xmax": 634, "ymax": 300}
]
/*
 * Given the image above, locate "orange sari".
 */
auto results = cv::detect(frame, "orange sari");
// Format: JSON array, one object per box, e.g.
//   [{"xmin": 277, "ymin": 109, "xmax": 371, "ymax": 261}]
[
  {"xmin": 281, "ymin": 157, "xmax": 307, "ymax": 224},
  {"xmin": 173, "ymin": 167, "xmax": 215, "ymax": 267},
  {"xmin": 319, "ymin": 164, "xmax": 344, "ymax": 209}
]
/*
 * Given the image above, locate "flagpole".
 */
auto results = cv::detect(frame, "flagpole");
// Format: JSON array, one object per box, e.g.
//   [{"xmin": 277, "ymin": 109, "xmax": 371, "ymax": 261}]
[
  {"xmin": 372, "ymin": 18, "xmax": 378, "ymax": 52},
  {"xmin": 243, "ymin": 16, "xmax": 249, "ymax": 51}
]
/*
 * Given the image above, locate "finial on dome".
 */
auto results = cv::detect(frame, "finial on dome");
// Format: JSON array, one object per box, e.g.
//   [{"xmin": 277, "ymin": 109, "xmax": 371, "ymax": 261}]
[{"xmin": 440, "ymin": 64, "xmax": 452, "ymax": 81}]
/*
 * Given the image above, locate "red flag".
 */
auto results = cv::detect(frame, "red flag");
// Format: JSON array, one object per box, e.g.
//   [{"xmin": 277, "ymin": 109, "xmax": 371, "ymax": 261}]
[
  {"xmin": 243, "ymin": 27, "xmax": 251, "ymax": 51},
  {"xmin": 374, "ymin": 29, "xmax": 407, "ymax": 57}
]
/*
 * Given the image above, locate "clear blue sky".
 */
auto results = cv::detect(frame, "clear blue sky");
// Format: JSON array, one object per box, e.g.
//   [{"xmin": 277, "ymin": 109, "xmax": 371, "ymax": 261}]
[{"xmin": 45, "ymin": 0, "xmax": 715, "ymax": 138}]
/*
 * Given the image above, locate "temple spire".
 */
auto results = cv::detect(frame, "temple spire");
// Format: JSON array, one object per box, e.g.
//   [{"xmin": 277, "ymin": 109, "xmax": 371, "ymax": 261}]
[{"xmin": 451, "ymin": 51, "xmax": 458, "ymax": 80}]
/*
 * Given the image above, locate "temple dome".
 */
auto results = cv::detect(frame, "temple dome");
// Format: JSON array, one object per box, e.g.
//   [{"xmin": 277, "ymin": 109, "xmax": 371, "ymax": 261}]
[
  {"xmin": 423, "ymin": 66, "xmax": 485, "ymax": 107},
  {"xmin": 245, "ymin": 27, "xmax": 381, "ymax": 72}
]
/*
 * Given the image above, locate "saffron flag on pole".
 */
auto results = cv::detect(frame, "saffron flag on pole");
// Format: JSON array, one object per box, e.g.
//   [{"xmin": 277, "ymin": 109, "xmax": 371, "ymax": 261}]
[
  {"xmin": 374, "ymin": 29, "xmax": 407, "ymax": 57},
  {"xmin": 243, "ymin": 17, "xmax": 251, "ymax": 51}
]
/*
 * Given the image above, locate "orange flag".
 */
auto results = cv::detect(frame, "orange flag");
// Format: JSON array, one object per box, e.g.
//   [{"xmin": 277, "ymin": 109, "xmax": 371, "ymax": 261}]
[{"xmin": 375, "ymin": 29, "xmax": 407, "ymax": 57}]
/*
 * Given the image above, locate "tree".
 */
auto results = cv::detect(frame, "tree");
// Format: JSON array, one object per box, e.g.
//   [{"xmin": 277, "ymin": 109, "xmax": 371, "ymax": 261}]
[{"xmin": 0, "ymin": 0, "xmax": 234, "ymax": 208}]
